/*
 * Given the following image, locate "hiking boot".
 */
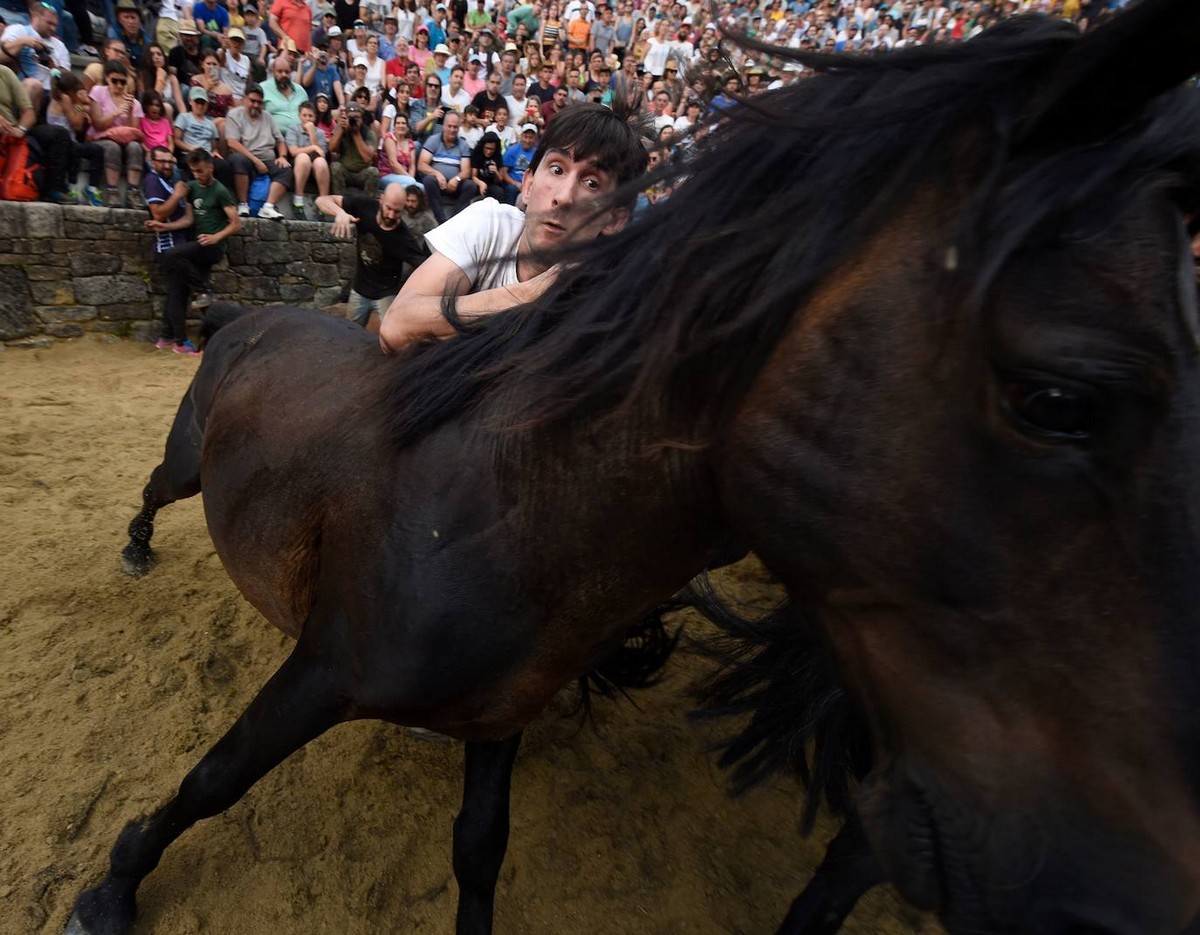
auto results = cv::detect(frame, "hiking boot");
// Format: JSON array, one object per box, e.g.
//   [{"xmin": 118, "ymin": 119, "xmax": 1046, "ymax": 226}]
[
  {"xmin": 189, "ymin": 292, "xmax": 213, "ymax": 311},
  {"xmin": 105, "ymin": 187, "xmax": 122, "ymax": 208},
  {"xmin": 256, "ymin": 201, "xmax": 284, "ymax": 221},
  {"xmin": 45, "ymin": 189, "xmax": 80, "ymax": 205},
  {"xmin": 154, "ymin": 337, "xmax": 173, "ymax": 349},
  {"xmin": 127, "ymin": 187, "xmax": 146, "ymax": 210},
  {"xmin": 83, "ymin": 186, "xmax": 104, "ymax": 207},
  {"xmin": 237, "ymin": 202, "xmax": 250, "ymax": 217},
  {"xmin": 292, "ymin": 196, "xmax": 306, "ymax": 219},
  {"xmin": 172, "ymin": 339, "xmax": 202, "ymax": 356}
]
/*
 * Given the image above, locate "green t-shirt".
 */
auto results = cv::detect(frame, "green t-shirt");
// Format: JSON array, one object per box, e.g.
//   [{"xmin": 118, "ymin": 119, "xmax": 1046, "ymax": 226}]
[{"xmin": 187, "ymin": 177, "xmax": 236, "ymax": 239}]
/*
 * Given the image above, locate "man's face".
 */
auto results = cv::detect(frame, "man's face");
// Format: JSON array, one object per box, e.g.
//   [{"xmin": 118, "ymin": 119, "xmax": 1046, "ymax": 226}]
[
  {"xmin": 190, "ymin": 159, "xmax": 214, "ymax": 184},
  {"xmin": 273, "ymin": 60, "xmax": 291, "ymax": 82},
  {"xmin": 567, "ymin": 69, "xmax": 580, "ymax": 87},
  {"xmin": 487, "ymin": 72, "xmax": 501, "ymax": 94},
  {"xmin": 513, "ymin": 75, "xmax": 526, "ymax": 94},
  {"xmin": 553, "ymin": 87, "xmax": 567, "ymax": 108},
  {"xmin": 244, "ymin": 92, "xmax": 264, "ymax": 117},
  {"xmin": 299, "ymin": 105, "xmax": 314, "ymax": 125},
  {"xmin": 520, "ymin": 129, "xmax": 536, "ymax": 148},
  {"xmin": 502, "ymin": 52, "xmax": 516, "ymax": 73},
  {"xmin": 539, "ymin": 66, "xmax": 553, "ymax": 85},
  {"xmin": 442, "ymin": 114, "xmax": 460, "ymax": 142},
  {"xmin": 653, "ymin": 92, "xmax": 669, "ymax": 113},
  {"xmin": 404, "ymin": 191, "xmax": 420, "ymax": 213},
  {"xmin": 34, "ymin": 9, "xmax": 58, "ymax": 38},
  {"xmin": 377, "ymin": 187, "xmax": 405, "ymax": 229},
  {"xmin": 151, "ymin": 151, "xmax": 175, "ymax": 176},
  {"xmin": 118, "ymin": 10, "xmax": 140, "ymax": 34},
  {"xmin": 106, "ymin": 40, "xmax": 128, "ymax": 61},
  {"xmin": 521, "ymin": 149, "xmax": 627, "ymax": 256}
]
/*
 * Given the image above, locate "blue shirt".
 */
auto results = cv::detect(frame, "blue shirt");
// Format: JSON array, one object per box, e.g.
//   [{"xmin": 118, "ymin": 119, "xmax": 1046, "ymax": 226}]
[
  {"xmin": 502, "ymin": 142, "xmax": 535, "ymax": 182},
  {"xmin": 142, "ymin": 171, "xmax": 189, "ymax": 255}
]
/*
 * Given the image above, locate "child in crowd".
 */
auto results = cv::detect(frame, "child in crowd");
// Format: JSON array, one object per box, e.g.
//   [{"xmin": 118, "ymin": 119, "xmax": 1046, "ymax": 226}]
[{"xmin": 140, "ymin": 91, "xmax": 174, "ymax": 158}]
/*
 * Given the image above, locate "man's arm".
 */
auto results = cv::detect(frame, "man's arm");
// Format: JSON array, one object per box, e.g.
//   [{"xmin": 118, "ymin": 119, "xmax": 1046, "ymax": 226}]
[
  {"xmin": 197, "ymin": 203, "xmax": 242, "ymax": 246},
  {"xmin": 148, "ymin": 179, "xmax": 190, "ymax": 221},
  {"xmin": 379, "ymin": 251, "xmax": 557, "ymax": 352},
  {"xmin": 351, "ymin": 127, "xmax": 376, "ymax": 162},
  {"xmin": 146, "ymin": 200, "xmax": 195, "ymax": 231},
  {"xmin": 314, "ymin": 193, "xmax": 358, "ymax": 238}
]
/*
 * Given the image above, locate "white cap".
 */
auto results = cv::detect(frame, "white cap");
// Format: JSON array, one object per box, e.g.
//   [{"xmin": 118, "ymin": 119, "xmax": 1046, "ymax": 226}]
[
  {"xmin": 519, "ymin": 122, "xmax": 538, "ymax": 133},
  {"xmin": 433, "ymin": 43, "xmax": 451, "ymax": 55},
  {"xmin": 353, "ymin": 54, "xmax": 368, "ymax": 66}
]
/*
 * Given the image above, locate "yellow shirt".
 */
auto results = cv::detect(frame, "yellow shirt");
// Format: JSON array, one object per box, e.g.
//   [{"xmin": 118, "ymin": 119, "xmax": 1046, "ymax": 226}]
[{"xmin": 0, "ymin": 64, "xmax": 31, "ymax": 124}]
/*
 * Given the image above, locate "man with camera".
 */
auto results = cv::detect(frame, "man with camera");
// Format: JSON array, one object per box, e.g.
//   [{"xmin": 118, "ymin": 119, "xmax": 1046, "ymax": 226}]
[
  {"xmin": 300, "ymin": 37, "xmax": 345, "ymax": 108},
  {"xmin": 329, "ymin": 100, "xmax": 380, "ymax": 197},
  {"xmin": 0, "ymin": 2, "xmax": 69, "ymax": 111}
]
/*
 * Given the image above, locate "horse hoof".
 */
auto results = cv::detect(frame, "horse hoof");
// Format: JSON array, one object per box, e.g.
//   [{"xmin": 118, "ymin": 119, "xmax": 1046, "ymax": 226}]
[
  {"xmin": 64, "ymin": 912, "xmax": 90, "ymax": 935},
  {"xmin": 120, "ymin": 545, "xmax": 152, "ymax": 578}
]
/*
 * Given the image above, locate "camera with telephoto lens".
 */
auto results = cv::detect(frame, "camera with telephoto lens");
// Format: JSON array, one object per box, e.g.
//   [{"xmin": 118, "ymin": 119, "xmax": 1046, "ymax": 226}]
[{"xmin": 35, "ymin": 45, "xmax": 51, "ymax": 66}]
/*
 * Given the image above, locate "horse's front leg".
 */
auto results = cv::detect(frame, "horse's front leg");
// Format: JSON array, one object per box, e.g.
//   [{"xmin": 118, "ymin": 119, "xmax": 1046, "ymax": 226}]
[
  {"xmin": 776, "ymin": 814, "xmax": 882, "ymax": 935},
  {"xmin": 453, "ymin": 732, "xmax": 523, "ymax": 935},
  {"xmin": 65, "ymin": 641, "xmax": 347, "ymax": 935}
]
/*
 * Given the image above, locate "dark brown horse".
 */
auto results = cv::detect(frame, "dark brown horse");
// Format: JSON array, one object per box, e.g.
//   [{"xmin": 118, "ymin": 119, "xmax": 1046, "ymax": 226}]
[{"xmin": 70, "ymin": 2, "xmax": 1200, "ymax": 933}]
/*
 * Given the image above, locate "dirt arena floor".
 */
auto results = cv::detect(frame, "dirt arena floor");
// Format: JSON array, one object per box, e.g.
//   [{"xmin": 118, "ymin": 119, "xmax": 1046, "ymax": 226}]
[{"xmin": 0, "ymin": 336, "xmax": 940, "ymax": 935}]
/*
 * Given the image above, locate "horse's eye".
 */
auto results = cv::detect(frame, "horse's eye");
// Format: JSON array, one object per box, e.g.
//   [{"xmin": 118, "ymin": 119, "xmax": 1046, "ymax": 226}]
[{"xmin": 1005, "ymin": 384, "xmax": 1097, "ymax": 439}]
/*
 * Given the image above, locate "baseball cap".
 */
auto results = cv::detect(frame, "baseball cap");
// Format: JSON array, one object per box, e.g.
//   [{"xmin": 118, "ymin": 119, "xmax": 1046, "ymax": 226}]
[
  {"xmin": 433, "ymin": 43, "xmax": 451, "ymax": 55},
  {"xmin": 519, "ymin": 122, "xmax": 537, "ymax": 134},
  {"xmin": 345, "ymin": 101, "xmax": 362, "ymax": 112},
  {"xmin": 326, "ymin": 25, "xmax": 342, "ymax": 35},
  {"xmin": 227, "ymin": 26, "xmax": 245, "ymax": 40},
  {"xmin": 190, "ymin": 86, "xmax": 208, "ymax": 102},
  {"xmin": 353, "ymin": 17, "xmax": 365, "ymax": 26},
  {"xmin": 504, "ymin": 41, "xmax": 519, "ymax": 52},
  {"xmin": 353, "ymin": 54, "xmax": 368, "ymax": 66}
]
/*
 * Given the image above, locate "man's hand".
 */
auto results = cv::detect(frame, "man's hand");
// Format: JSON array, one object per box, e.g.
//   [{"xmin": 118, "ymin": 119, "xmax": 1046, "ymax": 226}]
[
  {"xmin": 252, "ymin": 156, "xmax": 268, "ymax": 174},
  {"xmin": 433, "ymin": 171, "xmax": 448, "ymax": 190},
  {"xmin": 197, "ymin": 233, "xmax": 220, "ymax": 245},
  {"xmin": 274, "ymin": 155, "xmax": 290, "ymax": 168},
  {"xmin": 504, "ymin": 263, "xmax": 561, "ymax": 305},
  {"xmin": 144, "ymin": 219, "xmax": 168, "ymax": 232},
  {"xmin": 331, "ymin": 209, "xmax": 358, "ymax": 239}
]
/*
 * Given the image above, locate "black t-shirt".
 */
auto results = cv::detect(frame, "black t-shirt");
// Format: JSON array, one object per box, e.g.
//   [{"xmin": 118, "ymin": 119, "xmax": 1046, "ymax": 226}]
[
  {"xmin": 344, "ymin": 193, "xmax": 430, "ymax": 298},
  {"xmin": 334, "ymin": 0, "xmax": 359, "ymax": 31},
  {"xmin": 469, "ymin": 90, "xmax": 502, "ymax": 121},
  {"xmin": 168, "ymin": 44, "xmax": 204, "ymax": 86},
  {"xmin": 470, "ymin": 147, "xmax": 502, "ymax": 186}
]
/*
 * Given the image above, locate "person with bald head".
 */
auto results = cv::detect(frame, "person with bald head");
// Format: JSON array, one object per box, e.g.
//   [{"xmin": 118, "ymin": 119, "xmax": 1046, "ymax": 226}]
[{"xmin": 315, "ymin": 182, "xmax": 430, "ymax": 329}]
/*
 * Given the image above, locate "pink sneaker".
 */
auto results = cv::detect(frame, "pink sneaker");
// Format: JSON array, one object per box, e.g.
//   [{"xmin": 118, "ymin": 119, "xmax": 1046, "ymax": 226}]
[
  {"xmin": 155, "ymin": 338, "xmax": 172, "ymax": 349},
  {"xmin": 172, "ymin": 340, "xmax": 202, "ymax": 357}
]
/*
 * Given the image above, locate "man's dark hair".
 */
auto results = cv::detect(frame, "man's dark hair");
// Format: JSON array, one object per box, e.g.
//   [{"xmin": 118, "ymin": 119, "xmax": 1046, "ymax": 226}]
[
  {"xmin": 243, "ymin": 81, "xmax": 263, "ymax": 98},
  {"xmin": 187, "ymin": 147, "xmax": 214, "ymax": 165},
  {"xmin": 102, "ymin": 59, "xmax": 129, "ymax": 78},
  {"xmin": 529, "ymin": 100, "xmax": 649, "ymax": 191}
]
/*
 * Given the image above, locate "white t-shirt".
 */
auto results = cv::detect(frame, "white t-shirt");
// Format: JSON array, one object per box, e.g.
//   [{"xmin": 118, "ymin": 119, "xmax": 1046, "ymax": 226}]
[
  {"xmin": 425, "ymin": 197, "xmax": 525, "ymax": 291},
  {"xmin": 1, "ymin": 25, "xmax": 69, "ymax": 89},
  {"xmin": 221, "ymin": 51, "xmax": 251, "ymax": 98}
]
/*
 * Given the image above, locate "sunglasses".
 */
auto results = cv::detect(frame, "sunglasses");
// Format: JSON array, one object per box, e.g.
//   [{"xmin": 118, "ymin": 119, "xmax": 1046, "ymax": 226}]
[
  {"xmin": 427, "ymin": 82, "xmax": 441, "ymax": 87},
  {"xmin": 109, "ymin": 78, "xmax": 128, "ymax": 85}
]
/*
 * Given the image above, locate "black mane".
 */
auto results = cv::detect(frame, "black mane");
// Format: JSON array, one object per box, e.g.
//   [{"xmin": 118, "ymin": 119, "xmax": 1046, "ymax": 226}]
[{"xmin": 383, "ymin": 12, "xmax": 1200, "ymax": 451}]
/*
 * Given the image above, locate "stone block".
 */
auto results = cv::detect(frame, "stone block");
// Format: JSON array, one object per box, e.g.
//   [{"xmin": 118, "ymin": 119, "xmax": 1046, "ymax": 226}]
[
  {"xmin": 245, "ymin": 218, "xmax": 287, "ymax": 241},
  {"xmin": 244, "ymin": 241, "xmax": 300, "ymax": 264},
  {"xmin": 280, "ymin": 283, "xmax": 315, "ymax": 303},
  {"xmin": 73, "ymin": 274, "xmax": 148, "ymax": 306},
  {"xmin": 287, "ymin": 227, "xmax": 338, "ymax": 242},
  {"xmin": 126, "ymin": 321, "xmax": 159, "ymax": 341},
  {"xmin": 224, "ymin": 239, "xmax": 245, "ymax": 265},
  {"xmin": 0, "ymin": 255, "xmax": 26, "ymax": 265},
  {"xmin": 50, "ymin": 238, "xmax": 107, "ymax": 253},
  {"xmin": 309, "ymin": 242, "xmax": 342, "ymax": 263},
  {"xmin": 34, "ymin": 305, "xmax": 97, "ymax": 324},
  {"xmin": 0, "ymin": 265, "xmax": 32, "ymax": 339},
  {"xmin": 121, "ymin": 255, "xmax": 151, "ymax": 275},
  {"xmin": 97, "ymin": 301, "xmax": 153, "ymax": 321},
  {"xmin": 71, "ymin": 253, "xmax": 123, "ymax": 276},
  {"xmin": 23, "ymin": 203, "xmax": 65, "ymax": 238},
  {"xmin": 314, "ymin": 285, "xmax": 345, "ymax": 307},
  {"xmin": 0, "ymin": 239, "xmax": 13, "ymax": 251},
  {"xmin": 0, "ymin": 202, "xmax": 26, "ymax": 237},
  {"xmin": 25, "ymin": 265, "xmax": 66, "ymax": 281},
  {"xmin": 60, "ymin": 206, "xmax": 109, "ymax": 229},
  {"xmin": 240, "ymin": 277, "xmax": 281, "ymax": 301},
  {"xmin": 210, "ymin": 270, "xmax": 240, "ymax": 293},
  {"xmin": 107, "ymin": 209, "xmax": 153, "ymax": 232},
  {"xmin": 44, "ymin": 322, "xmax": 84, "ymax": 338},
  {"xmin": 30, "ymin": 281, "xmax": 75, "ymax": 306},
  {"xmin": 5, "ymin": 335, "xmax": 53, "ymax": 347}
]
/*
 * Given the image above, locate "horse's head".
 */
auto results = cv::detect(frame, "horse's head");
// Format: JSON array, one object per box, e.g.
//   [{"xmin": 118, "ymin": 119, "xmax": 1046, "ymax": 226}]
[{"xmin": 714, "ymin": 4, "xmax": 1200, "ymax": 932}]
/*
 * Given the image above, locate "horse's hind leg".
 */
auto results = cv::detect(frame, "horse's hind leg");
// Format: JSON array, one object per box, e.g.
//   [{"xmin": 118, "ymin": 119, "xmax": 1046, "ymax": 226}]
[
  {"xmin": 776, "ymin": 814, "xmax": 882, "ymax": 935},
  {"xmin": 121, "ymin": 391, "xmax": 202, "ymax": 577},
  {"xmin": 453, "ymin": 733, "xmax": 523, "ymax": 935},
  {"xmin": 65, "ymin": 639, "xmax": 347, "ymax": 935}
]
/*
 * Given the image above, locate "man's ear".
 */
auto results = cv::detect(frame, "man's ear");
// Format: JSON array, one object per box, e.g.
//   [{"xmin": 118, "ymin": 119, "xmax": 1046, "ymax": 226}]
[
  {"xmin": 520, "ymin": 167, "xmax": 535, "ymax": 202},
  {"xmin": 600, "ymin": 205, "xmax": 630, "ymax": 236}
]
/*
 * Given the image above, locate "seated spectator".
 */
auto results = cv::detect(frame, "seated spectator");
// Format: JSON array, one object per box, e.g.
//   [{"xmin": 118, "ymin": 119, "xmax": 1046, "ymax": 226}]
[
  {"xmin": 345, "ymin": 56, "xmax": 379, "ymax": 112},
  {"xmin": 262, "ymin": 54, "xmax": 304, "ymax": 133},
  {"xmin": 1, "ymin": 2, "xmax": 70, "ymax": 113},
  {"xmin": 379, "ymin": 76, "xmax": 409, "ymax": 133},
  {"xmin": 241, "ymin": 5, "xmax": 269, "ymax": 82},
  {"xmin": 469, "ymin": 130, "xmax": 503, "ymax": 201},
  {"xmin": 108, "ymin": 0, "xmax": 148, "ymax": 70},
  {"xmin": 378, "ymin": 111, "xmax": 416, "ymax": 188},
  {"xmin": 408, "ymin": 24, "xmax": 432, "ymax": 73},
  {"xmin": 484, "ymin": 103, "xmax": 515, "ymax": 149},
  {"xmin": 267, "ymin": 0, "xmax": 311, "ymax": 58},
  {"xmin": 459, "ymin": 103, "xmax": 483, "ymax": 150},
  {"xmin": 219, "ymin": 27, "xmax": 252, "ymax": 99},
  {"xmin": 167, "ymin": 21, "xmax": 205, "ymax": 90},
  {"xmin": 329, "ymin": 99, "xmax": 379, "ymax": 196},
  {"xmin": 461, "ymin": 54, "xmax": 486, "ymax": 97},
  {"xmin": 362, "ymin": 34, "xmax": 386, "ymax": 95},
  {"xmin": 39, "ymin": 70, "xmax": 105, "ymax": 205},
  {"xmin": 540, "ymin": 83, "xmax": 568, "ymax": 123},
  {"xmin": 192, "ymin": 0, "xmax": 231, "ymax": 53},
  {"xmin": 399, "ymin": 182, "xmax": 435, "ymax": 236},
  {"xmin": 140, "ymin": 90, "xmax": 173, "ymax": 156},
  {"xmin": 312, "ymin": 90, "xmax": 335, "ymax": 134},
  {"xmin": 441, "ymin": 64, "xmax": 470, "ymax": 112},
  {"xmin": 192, "ymin": 51, "xmax": 237, "ymax": 126},
  {"xmin": 500, "ymin": 121, "xmax": 536, "ymax": 201},
  {"xmin": 173, "ymin": 86, "xmax": 221, "ymax": 171},
  {"xmin": 416, "ymin": 108, "xmax": 471, "ymax": 221},
  {"xmin": 284, "ymin": 98, "xmax": 329, "ymax": 217},
  {"xmin": 469, "ymin": 67, "xmax": 503, "ymax": 124},
  {"xmin": 300, "ymin": 41, "xmax": 345, "ymax": 108},
  {"xmin": 138, "ymin": 42, "xmax": 184, "ymax": 118},
  {"xmin": 87, "ymin": 61, "xmax": 145, "ymax": 208},
  {"xmin": 219, "ymin": 81, "xmax": 293, "ymax": 219}
]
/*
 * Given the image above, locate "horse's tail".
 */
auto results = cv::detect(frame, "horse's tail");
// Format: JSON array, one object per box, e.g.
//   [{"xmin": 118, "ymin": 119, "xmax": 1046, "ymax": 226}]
[
  {"xmin": 688, "ymin": 575, "xmax": 871, "ymax": 835},
  {"xmin": 199, "ymin": 302, "xmax": 256, "ymax": 347},
  {"xmin": 574, "ymin": 601, "xmax": 684, "ymax": 721}
]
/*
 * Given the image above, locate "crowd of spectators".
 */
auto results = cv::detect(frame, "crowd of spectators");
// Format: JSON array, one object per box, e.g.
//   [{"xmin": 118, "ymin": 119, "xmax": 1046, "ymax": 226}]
[{"xmin": 0, "ymin": 0, "xmax": 1129, "ymax": 212}]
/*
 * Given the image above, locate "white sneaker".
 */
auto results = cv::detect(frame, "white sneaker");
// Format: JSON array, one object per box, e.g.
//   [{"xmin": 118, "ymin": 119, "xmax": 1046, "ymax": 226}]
[
  {"xmin": 237, "ymin": 202, "xmax": 250, "ymax": 217},
  {"xmin": 256, "ymin": 202, "xmax": 284, "ymax": 221}
]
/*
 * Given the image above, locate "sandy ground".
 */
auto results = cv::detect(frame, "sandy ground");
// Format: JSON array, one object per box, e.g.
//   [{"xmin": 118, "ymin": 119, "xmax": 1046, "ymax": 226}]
[{"xmin": 0, "ymin": 337, "xmax": 939, "ymax": 935}]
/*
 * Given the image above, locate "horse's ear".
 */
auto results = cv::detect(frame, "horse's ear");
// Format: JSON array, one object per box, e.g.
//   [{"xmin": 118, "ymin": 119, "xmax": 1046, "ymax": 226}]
[{"xmin": 1021, "ymin": 0, "xmax": 1200, "ymax": 149}]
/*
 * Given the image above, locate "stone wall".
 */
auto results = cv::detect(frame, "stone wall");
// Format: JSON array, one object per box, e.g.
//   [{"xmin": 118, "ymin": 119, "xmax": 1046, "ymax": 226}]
[{"xmin": 0, "ymin": 202, "xmax": 357, "ymax": 346}]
